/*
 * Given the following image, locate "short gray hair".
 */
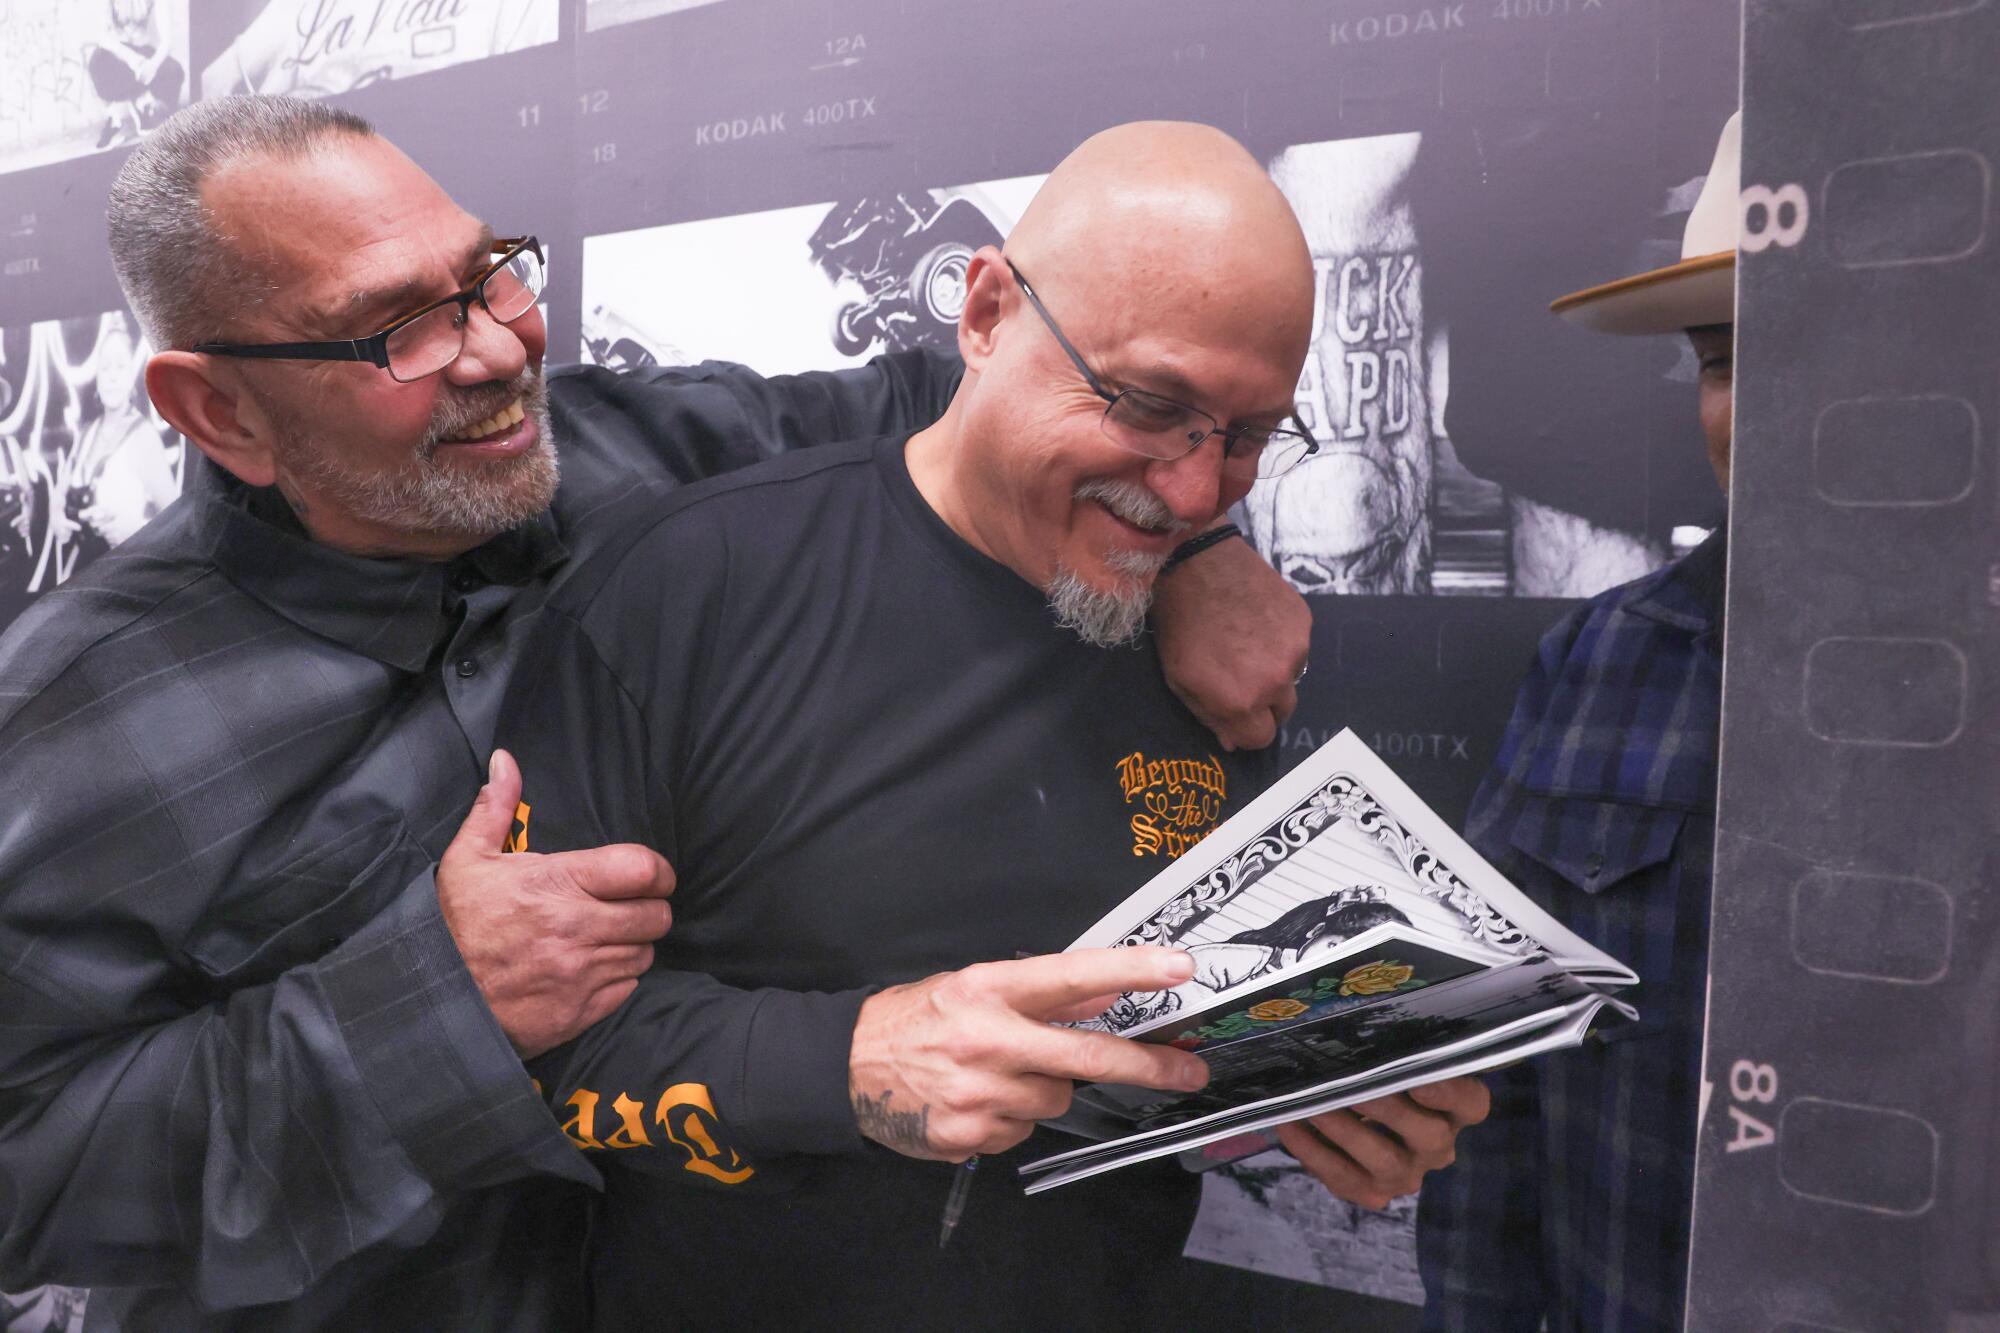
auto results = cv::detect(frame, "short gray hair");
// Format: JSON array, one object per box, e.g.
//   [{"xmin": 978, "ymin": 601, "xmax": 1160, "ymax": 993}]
[{"xmin": 107, "ymin": 95, "xmax": 376, "ymax": 351}]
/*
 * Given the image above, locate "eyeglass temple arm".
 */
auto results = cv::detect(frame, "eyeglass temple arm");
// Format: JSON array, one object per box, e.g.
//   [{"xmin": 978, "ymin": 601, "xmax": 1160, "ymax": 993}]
[
  {"xmin": 192, "ymin": 339, "xmax": 387, "ymax": 368},
  {"xmin": 1005, "ymin": 259, "xmax": 1117, "ymax": 402}
]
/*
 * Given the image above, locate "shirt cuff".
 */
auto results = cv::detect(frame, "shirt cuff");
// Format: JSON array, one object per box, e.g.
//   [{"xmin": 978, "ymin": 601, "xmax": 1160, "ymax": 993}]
[
  {"xmin": 313, "ymin": 868, "xmax": 599, "ymax": 1192},
  {"xmin": 735, "ymin": 986, "xmax": 875, "ymax": 1157}
]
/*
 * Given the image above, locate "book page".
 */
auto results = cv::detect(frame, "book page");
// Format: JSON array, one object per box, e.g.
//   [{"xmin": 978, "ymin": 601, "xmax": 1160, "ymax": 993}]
[{"xmin": 1070, "ymin": 729, "xmax": 1635, "ymax": 1038}]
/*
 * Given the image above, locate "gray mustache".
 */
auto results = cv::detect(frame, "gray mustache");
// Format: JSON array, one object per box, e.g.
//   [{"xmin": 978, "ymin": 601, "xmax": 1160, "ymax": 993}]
[
  {"xmin": 425, "ymin": 367, "xmax": 546, "ymax": 450},
  {"xmin": 1073, "ymin": 478, "xmax": 1186, "ymax": 535}
]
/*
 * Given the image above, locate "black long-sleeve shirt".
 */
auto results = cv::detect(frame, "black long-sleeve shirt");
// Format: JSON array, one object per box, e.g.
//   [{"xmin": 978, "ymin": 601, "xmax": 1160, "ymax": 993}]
[
  {"xmin": 498, "ymin": 437, "xmax": 1277, "ymax": 1328},
  {"xmin": 0, "ymin": 354, "xmax": 958, "ymax": 1331}
]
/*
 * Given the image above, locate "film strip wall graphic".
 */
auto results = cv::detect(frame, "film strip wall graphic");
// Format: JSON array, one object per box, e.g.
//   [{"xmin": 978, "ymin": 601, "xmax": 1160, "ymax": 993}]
[{"xmin": 1688, "ymin": 1, "xmax": 2000, "ymax": 1327}]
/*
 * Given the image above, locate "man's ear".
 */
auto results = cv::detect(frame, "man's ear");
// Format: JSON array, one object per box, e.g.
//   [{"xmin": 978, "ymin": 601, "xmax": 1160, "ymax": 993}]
[
  {"xmin": 955, "ymin": 245, "xmax": 1009, "ymax": 371},
  {"xmin": 144, "ymin": 352, "xmax": 278, "ymax": 487}
]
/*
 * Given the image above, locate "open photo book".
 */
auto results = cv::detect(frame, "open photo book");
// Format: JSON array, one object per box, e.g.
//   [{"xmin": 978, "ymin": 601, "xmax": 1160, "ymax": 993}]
[{"xmin": 1020, "ymin": 729, "xmax": 1639, "ymax": 1194}]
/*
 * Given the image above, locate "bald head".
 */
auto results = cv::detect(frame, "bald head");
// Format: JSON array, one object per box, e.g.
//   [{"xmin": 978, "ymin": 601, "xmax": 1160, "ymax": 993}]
[{"xmin": 1006, "ymin": 121, "xmax": 1315, "ymax": 367}]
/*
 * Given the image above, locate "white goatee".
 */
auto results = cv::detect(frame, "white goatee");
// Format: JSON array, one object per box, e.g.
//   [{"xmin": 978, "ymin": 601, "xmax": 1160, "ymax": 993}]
[{"xmin": 1045, "ymin": 478, "xmax": 1186, "ymax": 648}]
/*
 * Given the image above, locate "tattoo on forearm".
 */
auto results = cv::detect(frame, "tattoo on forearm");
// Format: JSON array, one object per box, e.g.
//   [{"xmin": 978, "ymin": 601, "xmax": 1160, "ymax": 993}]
[{"xmin": 852, "ymin": 1088, "xmax": 932, "ymax": 1152}]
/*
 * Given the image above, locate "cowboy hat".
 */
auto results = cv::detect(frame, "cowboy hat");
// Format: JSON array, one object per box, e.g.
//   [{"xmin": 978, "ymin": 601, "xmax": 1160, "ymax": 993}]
[{"xmin": 1550, "ymin": 111, "xmax": 1739, "ymax": 335}]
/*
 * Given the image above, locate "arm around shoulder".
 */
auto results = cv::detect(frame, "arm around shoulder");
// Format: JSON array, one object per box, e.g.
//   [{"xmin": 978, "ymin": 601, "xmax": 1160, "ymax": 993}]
[{"xmin": 553, "ymin": 348, "xmax": 963, "ymax": 487}]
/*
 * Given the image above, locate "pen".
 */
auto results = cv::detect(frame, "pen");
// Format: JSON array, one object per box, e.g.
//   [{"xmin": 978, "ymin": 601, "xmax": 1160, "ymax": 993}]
[{"xmin": 938, "ymin": 1155, "xmax": 978, "ymax": 1249}]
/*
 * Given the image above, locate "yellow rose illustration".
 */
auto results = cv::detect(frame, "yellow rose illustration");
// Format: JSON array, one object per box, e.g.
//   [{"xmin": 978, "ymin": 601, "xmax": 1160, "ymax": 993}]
[
  {"xmin": 1246, "ymin": 998, "xmax": 1309, "ymax": 1022},
  {"xmin": 1340, "ymin": 961, "xmax": 1415, "ymax": 997}
]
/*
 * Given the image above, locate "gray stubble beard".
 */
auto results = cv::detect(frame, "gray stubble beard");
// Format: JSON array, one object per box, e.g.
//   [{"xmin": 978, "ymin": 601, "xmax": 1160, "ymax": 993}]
[{"xmin": 267, "ymin": 365, "xmax": 561, "ymax": 540}]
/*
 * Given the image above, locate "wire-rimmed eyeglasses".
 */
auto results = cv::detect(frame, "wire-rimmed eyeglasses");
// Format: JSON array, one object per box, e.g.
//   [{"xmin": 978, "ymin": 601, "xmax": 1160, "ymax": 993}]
[{"xmin": 1006, "ymin": 258, "xmax": 1318, "ymax": 480}]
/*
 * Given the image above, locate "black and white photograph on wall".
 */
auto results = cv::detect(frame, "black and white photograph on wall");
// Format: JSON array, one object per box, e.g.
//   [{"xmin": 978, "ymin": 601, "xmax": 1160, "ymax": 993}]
[
  {"xmin": 198, "ymin": 0, "xmax": 560, "ymax": 100},
  {"xmin": 0, "ymin": 0, "xmax": 190, "ymax": 176},
  {"xmin": 1187, "ymin": 1160, "xmax": 1426, "ymax": 1304},
  {"xmin": 0, "ymin": 310, "xmax": 185, "ymax": 627},
  {"xmin": 1241, "ymin": 126, "xmax": 1719, "ymax": 599},
  {"xmin": 579, "ymin": 177, "xmax": 1033, "ymax": 373},
  {"xmin": 1, "ymin": 1283, "xmax": 85, "ymax": 1333},
  {"xmin": 584, "ymin": 0, "xmax": 729, "ymax": 35}
]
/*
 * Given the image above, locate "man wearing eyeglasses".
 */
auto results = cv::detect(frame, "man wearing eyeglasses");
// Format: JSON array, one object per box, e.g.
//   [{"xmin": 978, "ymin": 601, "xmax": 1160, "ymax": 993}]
[
  {"xmin": 494, "ymin": 120, "xmax": 1490, "ymax": 1329},
  {"xmin": 0, "ymin": 100, "xmax": 1311, "ymax": 1329}
]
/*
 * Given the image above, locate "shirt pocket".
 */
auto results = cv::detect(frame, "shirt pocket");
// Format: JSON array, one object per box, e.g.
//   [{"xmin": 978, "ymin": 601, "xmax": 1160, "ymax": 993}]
[
  {"xmin": 1506, "ymin": 793, "xmax": 1690, "ymax": 1042},
  {"xmin": 185, "ymin": 813, "xmax": 433, "ymax": 988}
]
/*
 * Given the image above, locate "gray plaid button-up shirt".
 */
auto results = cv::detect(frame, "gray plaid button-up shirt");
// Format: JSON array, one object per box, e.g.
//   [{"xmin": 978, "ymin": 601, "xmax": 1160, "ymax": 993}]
[{"xmin": 0, "ymin": 353, "xmax": 957, "ymax": 1331}]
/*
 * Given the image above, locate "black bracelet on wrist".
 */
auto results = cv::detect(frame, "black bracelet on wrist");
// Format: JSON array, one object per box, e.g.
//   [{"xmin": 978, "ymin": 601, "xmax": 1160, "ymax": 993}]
[{"xmin": 1161, "ymin": 522, "xmax": 1243, "ymax": 575}]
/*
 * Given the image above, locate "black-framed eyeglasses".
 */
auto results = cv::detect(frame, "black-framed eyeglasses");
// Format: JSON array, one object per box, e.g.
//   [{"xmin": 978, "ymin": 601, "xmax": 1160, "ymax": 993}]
[
  {"xmin": 194, "ymin": 236, "xmax": 546, "ymax": 384},
  {"xmin": 1005, "ymin": 258, "xmax": 1318, "ymax": 481}
]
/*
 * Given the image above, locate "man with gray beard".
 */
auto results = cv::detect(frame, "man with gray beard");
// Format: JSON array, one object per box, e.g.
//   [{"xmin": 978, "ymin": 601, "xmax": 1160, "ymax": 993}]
[
  {"xmin": 493, "ymin": 120, "xmax": 1490, "ymax": 1330},
  {"xmin": 248, "ymin": 360, "xmax": 559, "ymax": 540},
  {"xmin": 0, "ymin": 97, "xmax": 1312, "ymax": 1330}
]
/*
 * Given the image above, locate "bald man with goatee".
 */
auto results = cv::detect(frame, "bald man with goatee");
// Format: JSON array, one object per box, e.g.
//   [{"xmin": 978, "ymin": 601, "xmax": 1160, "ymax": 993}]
[{"xmin": 494, "ymin": 122, "xmax": 1488, "ymax": 1328}]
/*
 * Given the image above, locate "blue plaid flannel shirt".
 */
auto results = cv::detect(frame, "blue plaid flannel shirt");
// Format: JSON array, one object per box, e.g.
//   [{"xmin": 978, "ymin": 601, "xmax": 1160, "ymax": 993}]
[{"xmin": 1417, "ymin": 530, "xmax": 1725, "ymax": 1332}]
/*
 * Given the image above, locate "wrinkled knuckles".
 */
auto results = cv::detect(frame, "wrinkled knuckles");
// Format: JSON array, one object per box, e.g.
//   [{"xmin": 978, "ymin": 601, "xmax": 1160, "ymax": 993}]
[
  {"xmin": 518, "ymin": 863, "xmax": 566, "ymax": 899},
  {"xmin": 928, "ymin": 1115, "xmax": 985, "ymax": 1158},
  {"xmin": 935, "ymin": 1071, "xmax": 997, "ymax": 1116},
  {"xmin": 947, "ymin": 963, "xmax": 1001, "ymax": 1003},
  {"xmin": 597, "ymin": 844, "xmax": 660, "ymax": 890},
  {"xmin": 1404, "ymin": 1123, "xmax": 1453, "ymax": 1158},
  {"xmin": 937, "ymin": 1023, "xmax": 999, "ymax": 1067},
  {"xmin": 1068, "ymin": 1042, "xmax": 1116, "ymax": 1086}
]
